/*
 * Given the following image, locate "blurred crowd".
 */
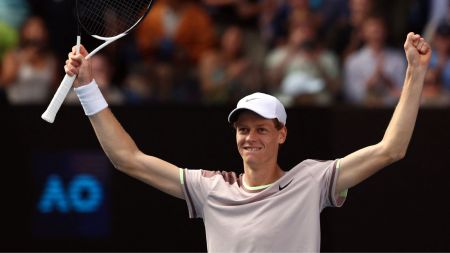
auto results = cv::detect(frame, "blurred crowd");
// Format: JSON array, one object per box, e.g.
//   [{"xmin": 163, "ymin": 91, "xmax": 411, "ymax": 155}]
[{"xmin": 0, "ymin": 0, "xmax": 449, "ymax": 108}]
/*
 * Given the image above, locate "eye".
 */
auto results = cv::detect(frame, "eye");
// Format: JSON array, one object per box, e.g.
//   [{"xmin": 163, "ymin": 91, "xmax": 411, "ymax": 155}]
[
  {"xmin": 237, "ymin": 127, "xmax": 249, "ymax": 134},
  {"xmin": 257, "ymin": 128, "xmax": 268, "ymax": 134}
]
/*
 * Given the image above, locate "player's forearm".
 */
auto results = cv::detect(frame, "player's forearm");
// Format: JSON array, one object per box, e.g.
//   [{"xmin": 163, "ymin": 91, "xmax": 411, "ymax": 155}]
[
  {"xmin": 88, "ymin": 108, "xmax": 140, "ymax": 171},
  {"xmin": 337, "ymin": 67, "xmax": 426, "ymax": 192},
  {"xmin": 88, "ymin": 108, "xmax": 184, "ymax": 199},
  {"xmin": 380, "ymin": 66, "xmax": 427, "ymax": 160}
]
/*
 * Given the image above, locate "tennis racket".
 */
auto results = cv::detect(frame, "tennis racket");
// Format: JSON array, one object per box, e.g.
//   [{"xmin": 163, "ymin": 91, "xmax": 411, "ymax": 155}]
[{"xmin": 42, "ymin": 0, "xmax": 154, "ymax": 123}]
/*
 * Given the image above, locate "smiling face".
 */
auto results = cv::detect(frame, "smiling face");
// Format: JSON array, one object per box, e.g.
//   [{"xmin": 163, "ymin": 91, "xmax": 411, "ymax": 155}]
[{"xmin": 234, "ymin": 111, "xmax": 287, "ymax": 169}]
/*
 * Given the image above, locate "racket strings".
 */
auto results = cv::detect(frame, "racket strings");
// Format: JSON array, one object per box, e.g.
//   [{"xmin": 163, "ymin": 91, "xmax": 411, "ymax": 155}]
[{"xmin": 77, "ymin": 0, "xmax": 151, "ymax": 37}]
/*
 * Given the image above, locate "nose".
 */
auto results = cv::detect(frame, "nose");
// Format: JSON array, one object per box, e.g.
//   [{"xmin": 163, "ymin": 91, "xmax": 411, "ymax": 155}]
[{"xmin": 245, "ymin": 129, "xmax": 258, "ymax": 142}]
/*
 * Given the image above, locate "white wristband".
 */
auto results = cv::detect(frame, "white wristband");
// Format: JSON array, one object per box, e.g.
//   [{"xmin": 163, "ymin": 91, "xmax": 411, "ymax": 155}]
[{"xmin": 74, "ymin": 79, "xmax": 108, "ymax": 116}]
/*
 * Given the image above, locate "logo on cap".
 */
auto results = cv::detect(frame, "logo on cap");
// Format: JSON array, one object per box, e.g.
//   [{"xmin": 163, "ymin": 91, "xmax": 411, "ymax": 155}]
[{"xmin": 245, "ymin": 98, "xmax": 260, "ymax": 103}]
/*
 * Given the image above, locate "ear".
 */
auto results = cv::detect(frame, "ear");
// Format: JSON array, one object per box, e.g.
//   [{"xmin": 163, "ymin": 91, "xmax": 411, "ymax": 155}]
[{"xmin": 278, "ymin": 126, "xmax": 287, "ymax": 144}]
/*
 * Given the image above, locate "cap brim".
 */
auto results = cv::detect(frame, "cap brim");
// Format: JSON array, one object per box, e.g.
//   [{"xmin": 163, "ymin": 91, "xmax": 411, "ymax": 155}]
[
  {"xmin": 228, "ymin": 108, "xmax": 246, "ymax": 124},
  {"xmin": 228, "ymin": 107, "xmax": 277, "ymax": 124}
]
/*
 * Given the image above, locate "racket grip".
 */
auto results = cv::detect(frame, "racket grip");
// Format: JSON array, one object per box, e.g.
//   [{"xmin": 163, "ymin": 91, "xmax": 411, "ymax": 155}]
[
  {"xmin": 42, "ymin": 36, "xmax": 80, "ymax": 123},
  {"xmin": 41, "ymin": 74, "xmax": 76, "ymax": 123}
]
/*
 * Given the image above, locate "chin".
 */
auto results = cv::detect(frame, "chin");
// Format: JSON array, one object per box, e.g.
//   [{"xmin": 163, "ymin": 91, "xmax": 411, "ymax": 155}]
[{"xmin": 243, "ymin": 157, "xmax": 261, "ymax": 167}]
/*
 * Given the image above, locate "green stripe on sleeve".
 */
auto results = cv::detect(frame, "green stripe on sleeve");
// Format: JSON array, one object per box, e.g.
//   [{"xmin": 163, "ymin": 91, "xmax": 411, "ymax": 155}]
[
  {"xmin": 339, "ymin": 189, "xmax": 348, "ymax": 197},
  {"xmin": 179, "ymin": 168, "xmax": 184, "ymax": 185}
]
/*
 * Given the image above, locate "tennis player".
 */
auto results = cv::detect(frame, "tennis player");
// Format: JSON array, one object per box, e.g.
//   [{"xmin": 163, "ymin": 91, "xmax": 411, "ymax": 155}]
[{"xmin": 65, "ymin": 32, "xmax": 431, "ymax": 252}]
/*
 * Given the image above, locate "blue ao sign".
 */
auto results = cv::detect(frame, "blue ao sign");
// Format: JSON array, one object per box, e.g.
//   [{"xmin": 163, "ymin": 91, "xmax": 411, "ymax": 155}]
[{"xmin": 32, "ymin": 151, "xmax": 110, "ymax": 238}]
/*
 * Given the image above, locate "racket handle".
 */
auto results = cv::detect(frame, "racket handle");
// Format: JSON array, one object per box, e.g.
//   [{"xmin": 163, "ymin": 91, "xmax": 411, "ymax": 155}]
[
  {"xmin": 41, "ymin": 74, "xmax": 77, "ymax": 123},
  {"xmin": 41, "ymin": 36, "xmax": 81, "ymax": 123}
]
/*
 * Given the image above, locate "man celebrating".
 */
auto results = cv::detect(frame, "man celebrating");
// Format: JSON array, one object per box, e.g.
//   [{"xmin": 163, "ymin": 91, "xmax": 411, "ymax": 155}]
[{"xmin": 64, "ymin": 32, "xmax": 431, "ymax": 252}]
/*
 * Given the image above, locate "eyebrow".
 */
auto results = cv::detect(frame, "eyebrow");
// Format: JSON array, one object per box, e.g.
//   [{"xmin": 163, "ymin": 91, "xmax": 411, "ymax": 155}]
[{"xmin": 235, "ymin": 122, "xmax": 272, "ymax": 128}]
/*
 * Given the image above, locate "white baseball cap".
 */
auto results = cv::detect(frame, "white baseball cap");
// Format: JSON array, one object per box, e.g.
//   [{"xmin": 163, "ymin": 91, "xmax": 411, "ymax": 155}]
[{"xmin": 228, "ymin": 92, "xmax": 287, "ymax": 125}]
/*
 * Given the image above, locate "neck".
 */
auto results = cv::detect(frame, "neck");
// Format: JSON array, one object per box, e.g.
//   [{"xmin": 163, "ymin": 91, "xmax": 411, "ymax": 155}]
[{"xmin": 243, "ymin": 163, "xmax": 284, "ymax": 187}]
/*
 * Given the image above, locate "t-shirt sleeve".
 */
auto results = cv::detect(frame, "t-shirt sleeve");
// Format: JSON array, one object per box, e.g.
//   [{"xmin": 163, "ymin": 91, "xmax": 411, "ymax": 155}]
[
  {"xmin": 180, "ymin": 168, "xmax": 214, "ymax": 219},
  {"xmin": 306, "ymin": 159, "xmax": 347, "ymax": 210}
]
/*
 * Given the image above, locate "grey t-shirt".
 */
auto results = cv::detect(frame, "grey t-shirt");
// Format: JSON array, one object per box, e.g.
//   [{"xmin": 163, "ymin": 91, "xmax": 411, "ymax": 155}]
[{"xmin": 181, "ymin": 159, "xmax": 346, "ymax": 252}]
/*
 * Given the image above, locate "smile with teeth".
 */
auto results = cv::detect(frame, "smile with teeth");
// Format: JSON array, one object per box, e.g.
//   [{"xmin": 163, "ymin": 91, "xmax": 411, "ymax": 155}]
[{"xmin": 244, "ymin": 147, "xmax": 262, "ymax": 151}]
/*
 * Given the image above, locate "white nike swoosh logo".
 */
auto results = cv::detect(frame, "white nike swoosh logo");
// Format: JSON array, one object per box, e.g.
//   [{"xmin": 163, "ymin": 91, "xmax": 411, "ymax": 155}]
[{"xmin": 245, "ymin": 98, "xmax": 260, "ymax": 102}]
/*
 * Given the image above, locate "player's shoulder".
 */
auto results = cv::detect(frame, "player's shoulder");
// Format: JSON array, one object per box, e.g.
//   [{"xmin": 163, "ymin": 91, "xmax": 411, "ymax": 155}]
[
  {"xmin": 291, "ymin": 159, "xmax": 335, "ymax": 172},
  {"xmin": 297, "ymin": 158, "xmax": 332, "ymax": 166},
  {"xmin": 198, "ymin": 169, "xmax": 240, "ymax": 186}
]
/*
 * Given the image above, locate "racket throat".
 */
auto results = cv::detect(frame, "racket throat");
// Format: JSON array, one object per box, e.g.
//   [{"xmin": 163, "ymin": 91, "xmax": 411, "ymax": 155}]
[{"xmin": 86, "ymin": 33, "xmax": 127, "ymax": 59}]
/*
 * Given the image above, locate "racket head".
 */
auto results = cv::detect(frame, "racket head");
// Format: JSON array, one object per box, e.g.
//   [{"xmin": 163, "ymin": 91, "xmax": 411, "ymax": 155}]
[{"xmin": 76, "ymin": 0, "xmax": 154, "ymax": 39}]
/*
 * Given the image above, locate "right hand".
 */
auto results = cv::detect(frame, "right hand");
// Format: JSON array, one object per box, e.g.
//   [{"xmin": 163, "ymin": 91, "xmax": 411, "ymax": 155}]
[{"xmin": 64, "ymin": 44, "xmax": 93, "ymax": 87}]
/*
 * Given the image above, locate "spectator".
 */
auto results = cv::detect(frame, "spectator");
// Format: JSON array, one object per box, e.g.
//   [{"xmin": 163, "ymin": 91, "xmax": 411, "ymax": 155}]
[
  {"xmin": 343, "ymin": 16, "xmax": 406, "ymax": 106},
  {"xmin": 134, "ymin": 0, "xmax": 215, "ymax": 103},
  {"xmin": 422, "ymin": 0, "xmax": 449, "ymax": 40},
  {"xmin": 265, "ymin": 22, "xmax": 340, "ymax": 106},
  {"xmin": 202, "ymin": 0, "xmax": 265, "ymax": 65},
  {"xmin": 0, "ymin": 16, "xmax": 57, "ymax": 105},
  {"xmin": 199, "ymin": 25, "xmax": 264, "ymax": 104},
  {"xmin": 0, "ymin": 0, "xmax": 30, "ymax": 104},
  {"xmin": 421, "ymin": 68, "xmax": 450, "ymax": 107},
  {"xmin": 325, "ymin": 0, "xmax": 375, "ymax": 62},
  {"xmin": 27, "ymin": 0, "xmax": 77, "ymax": 72},
  {"xmin": 259, "ymin": 0, "xmax": 290, "ymax": 49},
  {"xmin": 136, "ymin": 0, "xmax": 215, "ymax": 65},
  {"xmin": 287, "ymin": 0, "xmax": 322, "ymax": 28},
  {"xmin": 259, "ymin": 0, "xmax": 323, "ymax": 49},
  {"xmin": 202, "ymin": 0, "xmax": 260, "ymax": 31},
  {"xmin": 429, "ymin": 21, "xmax": 450, "ymax": 91}
]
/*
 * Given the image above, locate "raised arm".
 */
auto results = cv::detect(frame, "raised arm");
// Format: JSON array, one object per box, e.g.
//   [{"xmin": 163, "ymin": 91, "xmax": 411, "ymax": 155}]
[
  {"xmin": 65, "ymin": 45, "xmax": 184, "ymax": 199},
  {"xmin": 336, "ymin": 33, "xmax": 432, "ymax": 194}
]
